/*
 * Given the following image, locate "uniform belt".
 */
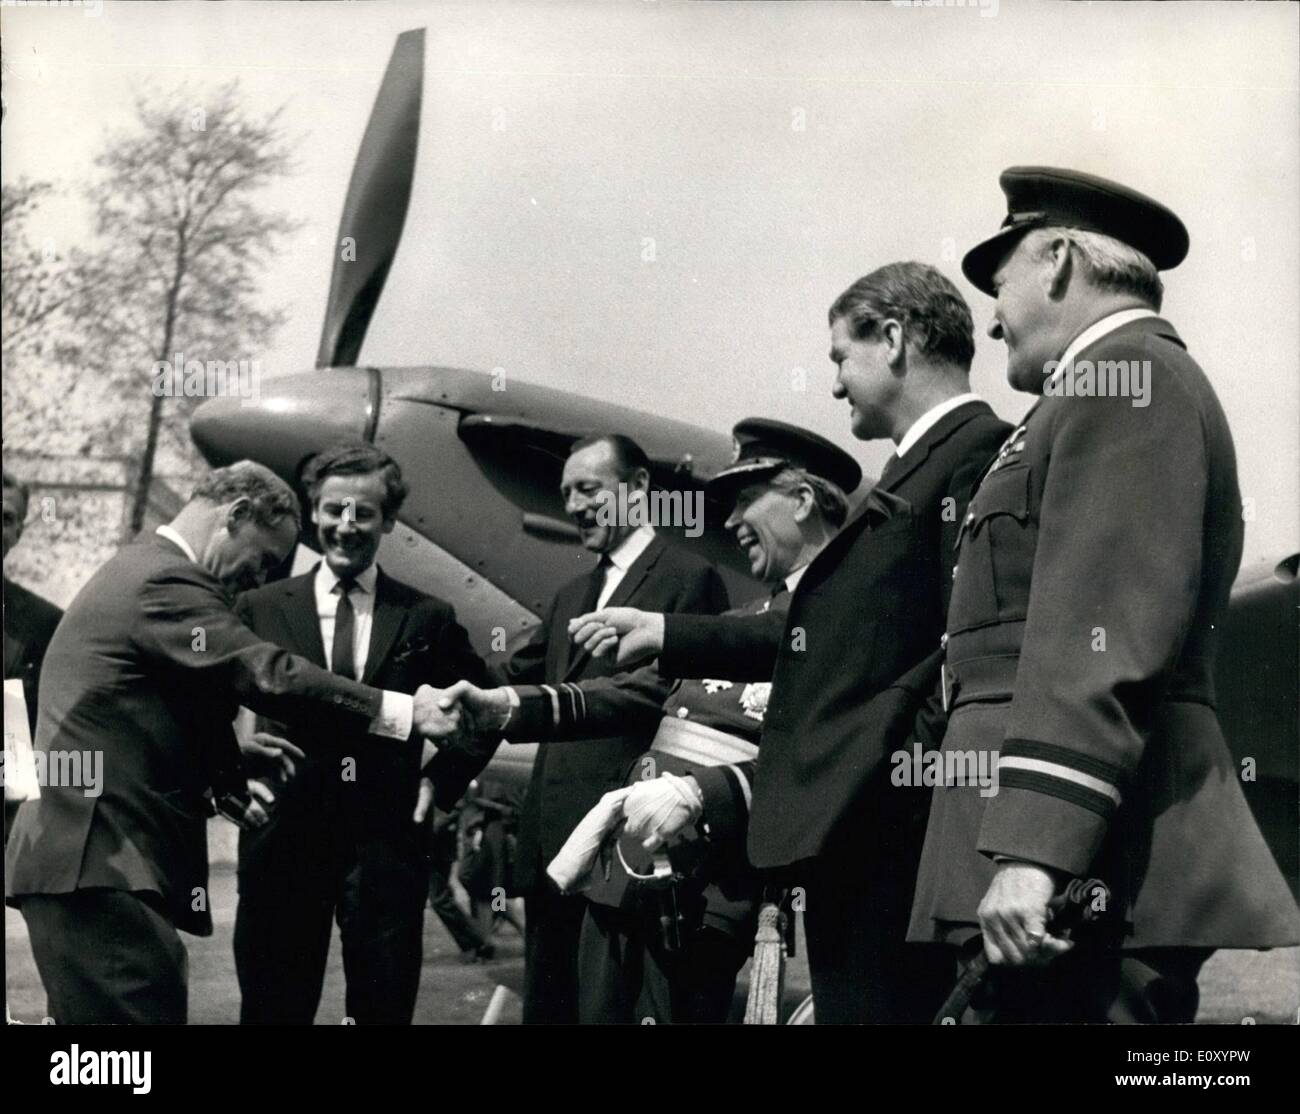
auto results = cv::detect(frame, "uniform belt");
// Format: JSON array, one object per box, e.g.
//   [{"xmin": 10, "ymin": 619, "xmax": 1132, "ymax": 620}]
[{"xmin": 650, "ymin": 715, "xmax": 758, "ymax": 766}]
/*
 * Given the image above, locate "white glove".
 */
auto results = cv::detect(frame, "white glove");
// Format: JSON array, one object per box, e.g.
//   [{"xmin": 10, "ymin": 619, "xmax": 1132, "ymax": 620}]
[
  {"xmin": 623, "ymin": 772, "xmax": 703, "ymax": 851},
  {"xmin": 546, "ymin": 786, "xmax": 635, "ymax": 894}
]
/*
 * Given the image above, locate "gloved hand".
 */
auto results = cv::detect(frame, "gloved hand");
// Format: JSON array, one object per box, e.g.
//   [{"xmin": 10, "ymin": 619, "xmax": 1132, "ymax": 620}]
[
  {"xmin": 546, "ymin": 786, "xmax": 635, "ymax": 894},
  {"xmin": 623, "ymin": 772, "xmax": 703, "ymax": 851}
]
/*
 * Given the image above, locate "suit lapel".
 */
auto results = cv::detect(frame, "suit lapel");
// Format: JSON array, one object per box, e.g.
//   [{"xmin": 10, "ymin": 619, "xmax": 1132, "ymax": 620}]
[
  {"xmin": 563, "ymin": 535, "xmax": 666, "ymax": 680},
  {"xmin": 363, "ymin": 570, "xmax": 408, "ymax": 685},
  {"xmin": 876, "ymin": 400, "xmax": 992, "ymax": 497},
  {"xmin": 278, "ymin": 569, "xmax": 328, "ymax": 668}
]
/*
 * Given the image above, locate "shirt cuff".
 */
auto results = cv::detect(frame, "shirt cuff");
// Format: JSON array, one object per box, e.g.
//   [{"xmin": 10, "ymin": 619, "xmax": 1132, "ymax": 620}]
[{"xmin": 370, "ymin": 690, "xmax": 414, "ymax": 740}]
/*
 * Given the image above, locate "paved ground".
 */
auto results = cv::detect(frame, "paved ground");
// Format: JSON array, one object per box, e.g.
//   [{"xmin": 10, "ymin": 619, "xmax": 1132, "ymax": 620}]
[{"xmin": 6, "ymin": 861, "xmax": 1295, "ymax": 1024}]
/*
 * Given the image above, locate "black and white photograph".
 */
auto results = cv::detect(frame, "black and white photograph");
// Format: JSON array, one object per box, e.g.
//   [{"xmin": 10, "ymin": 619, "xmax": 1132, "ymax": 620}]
[{"xmin": 2, "ymin": 0, "xmax": 1297, "ymax": 1092}]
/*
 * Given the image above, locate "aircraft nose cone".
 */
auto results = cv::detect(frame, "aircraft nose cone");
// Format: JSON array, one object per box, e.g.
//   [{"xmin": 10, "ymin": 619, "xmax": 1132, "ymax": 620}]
[{"xmin": 191, "ymin": 368, "xmax": 377, "ymax": 478}]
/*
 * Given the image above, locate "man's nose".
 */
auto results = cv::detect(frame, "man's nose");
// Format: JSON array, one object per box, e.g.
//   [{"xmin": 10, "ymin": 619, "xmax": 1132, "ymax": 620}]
[
  {"xmin": 724, "ymin": 508, "xmax": 741, "ymax": 531},
  {"xmin": 987, "ymin": 317, "xmax": 1004, "ymax": 341}
]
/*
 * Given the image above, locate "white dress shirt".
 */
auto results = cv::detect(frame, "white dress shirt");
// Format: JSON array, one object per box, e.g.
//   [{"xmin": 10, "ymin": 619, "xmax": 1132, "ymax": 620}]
[
  {"xmin": 596, "ymin": 524, "xmax": 656, "ymax": 609},
  {"xmin": 894, "ymin": 392, "xmax": 984, "ymax": 460},
  {"xmin": 314, "ymin": 561, "xmax": 379, "ymax": 679},
  {"xmin": 156, "ymin": 524, "xmax": 414, "ymax": 742}
]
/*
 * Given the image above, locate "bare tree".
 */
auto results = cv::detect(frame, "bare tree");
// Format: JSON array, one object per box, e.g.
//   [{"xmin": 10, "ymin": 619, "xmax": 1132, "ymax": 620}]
[
  {"xmin": 0, "ymin": 179, "xmax": 91, "ymax": 368},
  {"xmin": 72, "ymin": 80, "xmax": 300, "ymax": 536}
]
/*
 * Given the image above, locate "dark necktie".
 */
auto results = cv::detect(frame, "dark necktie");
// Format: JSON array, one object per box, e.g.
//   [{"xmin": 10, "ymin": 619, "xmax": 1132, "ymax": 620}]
[
  {"xmin": 570, "ymin": 556, "xmax": 611, "ymax": 666},
  {"xmin": 332, "ymin": 578, "xmax": 358, "ymax": 679}
]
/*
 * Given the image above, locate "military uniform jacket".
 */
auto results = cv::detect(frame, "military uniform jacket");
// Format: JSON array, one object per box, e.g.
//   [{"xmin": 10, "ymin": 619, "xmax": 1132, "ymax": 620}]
[
  {"xmin": 492, "ymin": 533, "xmax": 729, "ymax": 894},
  {"xmin": 660, "ymin": 401, "xmax": 1011, "ymax": 871},
  {"xmin": 510, "ymin": 590, "xmax": 789, "ymax": 932},
  {"xmin": 5, "ymin": 536, "xmax": 393, "ymax": 936},
  {"xmin": 908, "ymin": 316, "xmax": 1300, "ymax": 948}
]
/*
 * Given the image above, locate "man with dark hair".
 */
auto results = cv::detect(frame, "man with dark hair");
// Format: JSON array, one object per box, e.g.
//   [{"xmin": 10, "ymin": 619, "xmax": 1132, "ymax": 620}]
[
  {"xmin": 491, "ymin": 432, "xmax": 729, "ymax": 1024},
  {"xmin": 232, "ymin": 442, "xmax": 490, "ymax": 1025},
  {"xmin": 5, "ymin": 460, "xmax": 462, "ymax": 1024},
  {"xmin": 907, "ymin": 167, "xmax": 1300, "ymax": 1022},
  {"xmin": 3, "ymin": 471, "xmax": 64, "ymax": 837},
  {"xmin": 442, "ymin": 419, "xmax": 858, "ymax": 1022},
  {"xmin": 571, "ymin": 263, "xmax": 1010, "ymax": 1022}
]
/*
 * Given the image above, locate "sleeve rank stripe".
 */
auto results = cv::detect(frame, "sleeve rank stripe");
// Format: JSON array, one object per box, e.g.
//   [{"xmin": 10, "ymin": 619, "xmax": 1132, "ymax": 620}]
[
  {"xmin": 998, "ymin": 766, "xmax": 1119, "ymax": 818},
  {"xmin": 1002, "ymin": 737, "xmax": 1126, "ymax": 785}
]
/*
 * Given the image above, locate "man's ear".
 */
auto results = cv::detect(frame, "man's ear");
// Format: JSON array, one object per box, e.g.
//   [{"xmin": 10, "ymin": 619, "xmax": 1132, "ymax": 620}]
[
  {"xmin": 1045, "ymin": 235, "xmax": 1073, "ymax": 300},
  {"xmin": 881, "ymin": 318, "xmax": 907, "ymax": 369},
  {"xmin": 382, "ymin": 515, "xmax": 397, "ymax": 535},
  {"xmin": 792, "ymin": 483, "xmax": 816, "ymax": 523},
  {"xmin": 225, "ymin": 496, "xmax": 253, "ymax": 532},
  {"xmin": 629, "ymin": 466, "xmax": 651, "ymax": 495}
]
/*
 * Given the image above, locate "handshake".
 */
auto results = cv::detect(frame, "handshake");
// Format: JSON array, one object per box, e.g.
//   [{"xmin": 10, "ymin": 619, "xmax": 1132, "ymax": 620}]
[{"xmin": 411, "ymin": 680, "xmax": 514, "ymax": 747}]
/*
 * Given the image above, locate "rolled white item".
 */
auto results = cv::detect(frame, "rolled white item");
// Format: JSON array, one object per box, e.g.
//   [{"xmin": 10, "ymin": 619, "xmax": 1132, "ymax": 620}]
[
  {"xmin": 546, "ymin": 785, "xmax": 635, "ymax": 894},
  {"xmin": 622, "ymin": 770, "xmax": 702, "ymax": 846}
]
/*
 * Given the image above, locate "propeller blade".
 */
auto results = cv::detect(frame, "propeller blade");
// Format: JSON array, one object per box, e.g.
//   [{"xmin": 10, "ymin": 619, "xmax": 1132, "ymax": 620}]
[{"xmin": 316, "ymin": 27, "xmax": 425, "ymax": 368}]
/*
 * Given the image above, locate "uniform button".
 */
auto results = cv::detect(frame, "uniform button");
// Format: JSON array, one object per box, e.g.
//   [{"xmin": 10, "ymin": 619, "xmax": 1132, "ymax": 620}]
[
  {"xmin": 952, "ymin": 565, "xmax": 959, "ymax": 579},
  {"xmin": 965, "ymin": 512, "xmax": 974, "ymax": 525},
  {"xmin": 676, "ymin": 707, "xmax": 689, "ymax": 718},
  {"xmin": 940, "ymin": 633, "xmax": 949, "ymax": 649},
  {"xmin": 333, "ymin": 694, "xmax": 343, "ymax": 704}
]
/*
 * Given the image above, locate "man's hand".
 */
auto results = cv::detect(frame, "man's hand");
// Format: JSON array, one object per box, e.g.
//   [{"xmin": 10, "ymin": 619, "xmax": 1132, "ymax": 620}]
[
  {"xmin": 438, "ymin": 680, "xmax": 513, "ymax": 734},
  {"xmin": 568, "ymin": 608, "xmax": 665, "ymax": 666},
  {"xmin": 413, "ymin": 776, "xmax": 436, "ymax": 823},
  {"xmin": 977, "ymin": 861, "xmax": 1073, "ymax": 967},
  {"xmin": 238, "ymin": 731, "xmax": 306, "ymax": 783},
  {"xmin": 244, "ymin": 778, "xmax": 277, "ymax": 828},
  {"xmin": 412, "ymin": 684, "xmax": 467, "ymax": 742},
  {"xmin": 622, "ymin": 773, "xmax": 703, "ymax": 851}
]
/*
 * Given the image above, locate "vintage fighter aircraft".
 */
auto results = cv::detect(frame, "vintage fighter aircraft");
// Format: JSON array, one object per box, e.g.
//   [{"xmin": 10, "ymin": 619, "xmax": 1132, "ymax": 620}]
[{"xmin": 191, "ymin": 29, "xmax": 1297, "ymax": 894}]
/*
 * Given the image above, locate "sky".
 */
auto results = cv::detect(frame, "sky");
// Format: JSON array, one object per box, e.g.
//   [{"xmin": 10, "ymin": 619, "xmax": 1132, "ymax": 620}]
[{"xmin": 3, "ymin": 0, "xmax": 1297, "ymax": 570}]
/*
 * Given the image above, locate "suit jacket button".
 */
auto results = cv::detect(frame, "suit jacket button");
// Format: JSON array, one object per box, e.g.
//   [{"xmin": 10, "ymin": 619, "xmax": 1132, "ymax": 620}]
[
  {"xmin": 940, "ymin": 633, "xmax": 949, "ymax": 649},
  {"xmin": 333, "ymin": 694, "xmax": 343, "ymax": 704},
  {"xmin": 952, "ymin": 565, "xmax": 959, "ymax": 578},
  {"xmin": 676, "ymin": 707, "xmax": 689, "ymax": 718}
]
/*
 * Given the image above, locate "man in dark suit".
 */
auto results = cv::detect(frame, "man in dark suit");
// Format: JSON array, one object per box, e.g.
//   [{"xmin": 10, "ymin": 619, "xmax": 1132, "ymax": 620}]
[
  {"xmin": 572, "ymin": 263, "xmax": 1010, "ymax": 1022},
  {"xmin": 494, "ymin": 433, "xmax": 729, "ymax": 1024},
  {"xmin": 5, "ymin": 461, "xmax": 462, "ymax": 1024},
  {"xmin": 3, "ymin": 471, "xmax": 64, "ymax": 838},
  {"xmin": 441, "ymin": 420, "xmax": 860, "ymax": 1022},
  {"xmin": 907, "ymin": 167, "xmax": 1300, "ymax": 1022},
  {"xmin": 232, "ymin": 443, "xmax": 491, "ymax": 1025}
]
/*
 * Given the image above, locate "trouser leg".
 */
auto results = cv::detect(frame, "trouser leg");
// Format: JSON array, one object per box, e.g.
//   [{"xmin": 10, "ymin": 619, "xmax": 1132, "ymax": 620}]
[
  {"xmin": 21, "ymin": 889, "xmax": 188, "ymax": 1025},
  {"xmin": 522, "ymin": 888, "xmax": 587, "ymax": 1024}
]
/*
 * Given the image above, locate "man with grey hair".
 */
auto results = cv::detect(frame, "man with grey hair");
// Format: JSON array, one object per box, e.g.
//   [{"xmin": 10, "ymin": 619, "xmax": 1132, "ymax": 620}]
[
  {"xmin": 6, "ymin": 460, "xmax": 464, "ymax": 1024},
  {"xmin": 908, "ymin": 166, "xmax": 1300, "ymax": 1021}
]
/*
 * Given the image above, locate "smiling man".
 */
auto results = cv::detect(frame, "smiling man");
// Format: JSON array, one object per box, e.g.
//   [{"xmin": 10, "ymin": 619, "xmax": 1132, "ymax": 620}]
[
  {"xmin": 439, "ymin": 419, "xmax": 855, "ymax": 1022},
  {"xmin": 231, "ymin": 443, "xmax": 491, "ymax": 1025},
  {"xmin": 5, "ymin": 460, "xmax": 461, "ymax": 1024},
  {"xmin": 567, "ymin": 263, "xmax": 1010, "ymax": 1022},
  {"xmin": 489, "ymin": 432, "xmax": 729, "ymax": 1024}
]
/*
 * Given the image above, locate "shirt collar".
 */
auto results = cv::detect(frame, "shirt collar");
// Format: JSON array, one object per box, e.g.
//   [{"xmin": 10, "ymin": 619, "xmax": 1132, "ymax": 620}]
[
  {"xmin": 605, "ymin": 524, "xmax": 655, "ymax": 572},
  {"xmin": 315, "ymin": 560, "xmax": 379, "ymax": 596},
  {"xmin": 784, "ymin": 564, "xmax": 809, "ymax": 594},
  {"xmin": 894, "ymin": 393, "xmax": 982, "ymax": 459},
  {"xmin": 155, "ymin": 524, "xmax": 198, "ymax": 564},
  {"xmin": 1057, "ymin": 308, "xmax": 1158, "ymax": 372}
]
